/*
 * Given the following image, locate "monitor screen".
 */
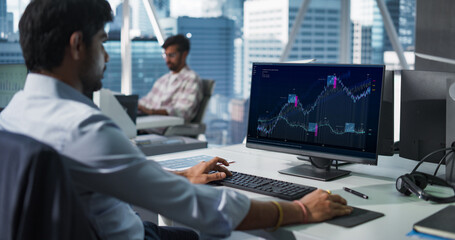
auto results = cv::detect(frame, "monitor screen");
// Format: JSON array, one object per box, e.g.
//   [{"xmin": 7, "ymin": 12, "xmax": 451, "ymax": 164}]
[
  {"xmin": 399, "ymin": 70, "xmax": 455, "ymax": 164},
  {"xmin": 0, "ymin": 64, "xmax": 28, "ymax": 110},
  {"xmin": 246, "ymin": 63, "xmax": 385, "ymax": 181}
]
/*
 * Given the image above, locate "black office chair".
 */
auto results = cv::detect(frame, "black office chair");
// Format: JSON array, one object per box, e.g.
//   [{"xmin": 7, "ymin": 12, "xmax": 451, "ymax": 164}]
[
  {"xmin": 164, "ymin": 79, "xmax": 215, "ymax": 138},
  {"xmin": 0, "ymin": 130, "xmax": 100, "ymax": 240}
]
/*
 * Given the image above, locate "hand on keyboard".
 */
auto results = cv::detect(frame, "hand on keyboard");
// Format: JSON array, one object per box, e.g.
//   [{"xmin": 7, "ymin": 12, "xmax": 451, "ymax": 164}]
[{"xmin": 177, "ymin": 156, "xmax": 233, "ymax": 184}]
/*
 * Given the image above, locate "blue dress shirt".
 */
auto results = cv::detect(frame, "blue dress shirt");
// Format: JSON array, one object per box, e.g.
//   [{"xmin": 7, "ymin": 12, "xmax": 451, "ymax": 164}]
[{"xmin": 0, "ymin": 73, "xmax": 250, "ymax": 239}]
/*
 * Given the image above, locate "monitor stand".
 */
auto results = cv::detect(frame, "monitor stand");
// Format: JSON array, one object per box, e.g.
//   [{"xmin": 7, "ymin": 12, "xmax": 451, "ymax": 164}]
[{"xmin": 279, "ymin": 157, "xmax": 350, "ymax": 181}]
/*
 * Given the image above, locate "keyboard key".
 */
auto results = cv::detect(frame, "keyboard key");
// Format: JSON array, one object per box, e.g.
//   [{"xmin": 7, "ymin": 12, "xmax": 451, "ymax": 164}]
[{"xmin": 157, "ymin": 155, "xmax": 213, "ymax": 170}]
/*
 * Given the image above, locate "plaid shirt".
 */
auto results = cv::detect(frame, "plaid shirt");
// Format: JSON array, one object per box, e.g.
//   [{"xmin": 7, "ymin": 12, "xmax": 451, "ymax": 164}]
[{"xmin": 139, "ymin": 66, "xmax": 202, "ymax": 122}]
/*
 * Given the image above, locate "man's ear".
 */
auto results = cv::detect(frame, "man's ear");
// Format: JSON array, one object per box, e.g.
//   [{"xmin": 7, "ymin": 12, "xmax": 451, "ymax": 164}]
[
  {"xmin": 69, "ymin": 31, "xmax": 84, "ymax": 60},
  {"xmin": 181, "ymin": 51, "xmax": 189, "ymax": 61}
]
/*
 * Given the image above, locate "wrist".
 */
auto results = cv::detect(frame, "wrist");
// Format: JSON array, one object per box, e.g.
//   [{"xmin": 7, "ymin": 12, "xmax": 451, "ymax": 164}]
[
  {"xmin": 267, "ymin": 201, "xmax": 283, "ymax": 232},
  {"xmin": 293, "ymin": 200, "xmax": 308, "ymax": 223}
]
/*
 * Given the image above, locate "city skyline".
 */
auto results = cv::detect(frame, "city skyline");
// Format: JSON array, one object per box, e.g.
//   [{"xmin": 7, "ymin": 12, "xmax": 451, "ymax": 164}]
[
  {"xmin": 5, "ymin": 0, "xmax": 384, "ymax": 34},
  {"xmin": 0, "ymin": 0, "xmax": 417, "ymax": 146}
]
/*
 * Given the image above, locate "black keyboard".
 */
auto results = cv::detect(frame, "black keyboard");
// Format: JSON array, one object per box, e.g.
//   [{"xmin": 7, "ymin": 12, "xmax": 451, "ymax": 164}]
[{"xmin": 212, "ymin": 171, "xmax": 317, "ymax": 201}]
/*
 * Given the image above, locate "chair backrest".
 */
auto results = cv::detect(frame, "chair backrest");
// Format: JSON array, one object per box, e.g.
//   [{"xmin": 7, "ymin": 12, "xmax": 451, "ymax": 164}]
[
  {"xmin": 0, "ymin": 131, "xmax": 100, "ymax": 240},
  {"xmin": 191, "ymin": 79, "xmax": 215, "ymax": 124}
]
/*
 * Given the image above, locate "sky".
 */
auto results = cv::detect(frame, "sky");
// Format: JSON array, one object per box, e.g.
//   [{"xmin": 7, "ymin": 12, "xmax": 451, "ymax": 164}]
[
  {"xmin": 170, "ymin": 0, "xmax": 223, "ymax": 17},
  {"xmin": 108, "ymin": 0, "xmax": 224, "ymax": 18},
  {"xmin": 6, "ymin": 0, "xmax": 28, "ymax": 32}
]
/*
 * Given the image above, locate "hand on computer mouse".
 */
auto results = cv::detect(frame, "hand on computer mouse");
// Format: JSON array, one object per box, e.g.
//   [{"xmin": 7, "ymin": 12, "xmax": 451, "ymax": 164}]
[
  {"xmin": 298, "ymin": 189, "xmax": 352, "ymax": 223},
  {"xmin": 181, "ymin": 157, "xmax": 233, "ymax": 184}
]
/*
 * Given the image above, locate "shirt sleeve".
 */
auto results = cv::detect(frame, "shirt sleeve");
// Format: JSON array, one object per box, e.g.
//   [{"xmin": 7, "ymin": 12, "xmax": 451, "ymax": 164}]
[
  {"xmin": 65, "ymin": 115, "xmax": 250, "ymax": 238},
  {"xmin": 138, "ymin": 74, "xmax": 167, "ymax": 108}
]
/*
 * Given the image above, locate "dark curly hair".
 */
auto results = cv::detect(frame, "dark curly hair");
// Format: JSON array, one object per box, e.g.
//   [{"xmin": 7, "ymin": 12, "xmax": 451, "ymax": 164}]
[
  {"xmin": 162, "ymin": 34, "xmax": 190, "ymax": 53},
  {"xmin": 19, "ymin": 0, "xmax": 113, "ymax": 72}
]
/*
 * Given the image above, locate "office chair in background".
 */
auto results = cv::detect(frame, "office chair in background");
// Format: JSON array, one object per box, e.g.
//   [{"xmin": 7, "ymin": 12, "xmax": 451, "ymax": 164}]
[
  {"xmin": 164, "ymin": 79, "xmax": 215, "ymax": 138},
  {"xmin": 0, "ymin": 131, "xmax": 100, "ymax": 240}
]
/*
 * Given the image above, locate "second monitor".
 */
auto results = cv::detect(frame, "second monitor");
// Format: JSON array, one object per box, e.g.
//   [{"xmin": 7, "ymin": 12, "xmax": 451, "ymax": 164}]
[{"xmin": 399, "ymin": 70, "xmax": 455, "ymax": 164}]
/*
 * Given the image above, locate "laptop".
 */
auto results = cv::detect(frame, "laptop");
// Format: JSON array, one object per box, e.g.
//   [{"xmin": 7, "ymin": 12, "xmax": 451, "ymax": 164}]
[{"xmin": 114, "ymin": 95, "xmax": 139, "ymax": 124}]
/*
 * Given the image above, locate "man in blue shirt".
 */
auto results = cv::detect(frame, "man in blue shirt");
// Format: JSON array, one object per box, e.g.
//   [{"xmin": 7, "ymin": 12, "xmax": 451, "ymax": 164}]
[{"xmin": 0, "ymin": 0, "xmax": 352, "ymax": 239}]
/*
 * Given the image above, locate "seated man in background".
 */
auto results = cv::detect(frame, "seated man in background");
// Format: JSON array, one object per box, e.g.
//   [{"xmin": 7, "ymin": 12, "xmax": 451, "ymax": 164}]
[
  {"xmin": 138, "ymin": 34, "xmax": 202, "ymax": 124},
  {"xmin": 0, "ymin": 0, "xmax": 352, "ymax": 239}
]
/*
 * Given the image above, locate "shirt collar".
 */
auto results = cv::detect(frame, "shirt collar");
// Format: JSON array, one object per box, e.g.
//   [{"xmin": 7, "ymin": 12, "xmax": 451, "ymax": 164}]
[
  {"xmin": 24, "ymin": 73, "xmax": 98, "ymax": 109},
  {"xmin": 169, "ymin": 65, "xmax": 190, "ymax": 76}
]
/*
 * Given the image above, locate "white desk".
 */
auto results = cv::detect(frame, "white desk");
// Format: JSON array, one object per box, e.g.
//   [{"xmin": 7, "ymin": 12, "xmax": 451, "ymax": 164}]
[
  {"xmin": 151, "ymin": 144, "xmax": 455, "ymax": 240},
  {"xmin": 136, "ymin": 115, "xmax": 184, "ymax": 130}
]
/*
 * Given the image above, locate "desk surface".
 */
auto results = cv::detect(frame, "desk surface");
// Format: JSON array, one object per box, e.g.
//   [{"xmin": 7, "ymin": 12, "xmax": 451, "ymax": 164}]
[
  {"xmin": 150, "ymin": 144, "xmax": 454, "ymax": 240},
  {"xmin": 136, "ymin": 115, "xmax": 184, "ymax": 130}
]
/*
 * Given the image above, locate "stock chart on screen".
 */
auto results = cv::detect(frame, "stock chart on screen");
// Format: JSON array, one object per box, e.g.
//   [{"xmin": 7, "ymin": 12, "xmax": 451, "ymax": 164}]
[{"xmin": 248, "ymin": 63, "xmax": 383, "ymax": 155}]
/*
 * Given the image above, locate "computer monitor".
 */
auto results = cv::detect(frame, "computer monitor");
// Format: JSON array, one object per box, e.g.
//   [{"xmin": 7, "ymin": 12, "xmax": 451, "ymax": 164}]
[
  {"xmin": 399, "ymin": 70, "xmax": 455, "ymax": 164},
  {"xmin": 246, "ymin": 63, "xmax": 385, "ymax": 181},
  {"xmin": 377, "ymin": 70, "xmax": 395, "ymax": 156},
  {"xmin": 0, "ymin": 64, "xmax": 28, "ymax": 111}
]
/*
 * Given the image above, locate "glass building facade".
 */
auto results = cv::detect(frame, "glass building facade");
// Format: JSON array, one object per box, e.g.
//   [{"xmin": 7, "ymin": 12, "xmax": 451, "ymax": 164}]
[
  {"xmin": 161, "ymin": 16, "xmax": 235, "ymax": 98},
  {"xmin": 0, "ymin": 0, "xmax": 418, "ymax": 146},
  {"xmin": 103, "ymin": 39, "xmax": 168, "ymax": 98},
  {"xmin": 243, "ymin": 0, "xmax": 342, "ymax": 98}
]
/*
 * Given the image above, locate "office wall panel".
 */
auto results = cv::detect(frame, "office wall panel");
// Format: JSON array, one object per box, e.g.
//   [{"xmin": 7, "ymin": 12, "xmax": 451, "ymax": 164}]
[{"xmin": 415, "ymin": 0, "xmax": 455, "ymax": 72}]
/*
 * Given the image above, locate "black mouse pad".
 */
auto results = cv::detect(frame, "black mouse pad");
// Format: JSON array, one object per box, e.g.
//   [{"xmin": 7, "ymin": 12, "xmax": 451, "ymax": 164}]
[{"xmin": 325, "ymin": 207, "xmax": 384, "ymax": 227}]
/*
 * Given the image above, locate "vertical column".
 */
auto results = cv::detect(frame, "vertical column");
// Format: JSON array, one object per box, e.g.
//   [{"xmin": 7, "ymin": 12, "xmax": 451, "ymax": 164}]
[
  {"xmin": 121, "ymin": 0, "xmax": 132, "ymax": 95},
  {"xmin": 142, "ymin": 0, "xmax": 166, "ymax": 45},
  {"xmin": 280, "ymin": 0, "xmax": 311, "ymax": 62},
  {"xmin": 375, "ymin": 0, "xmax": 410, "ymax": 69},
  {"xmin": 339, "ymin": 0, "xmax": 351, "ymax": 63}
]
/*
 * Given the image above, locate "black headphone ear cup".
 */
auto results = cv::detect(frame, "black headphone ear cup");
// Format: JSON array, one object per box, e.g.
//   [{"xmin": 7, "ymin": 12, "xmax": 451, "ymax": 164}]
[
  {"xmin": 396, "ymin": 175, "xmax": 412, "ymax": 196},
  {"xmin": 413, "ymin": 173, "xmax": 428, "ymax": 190}
]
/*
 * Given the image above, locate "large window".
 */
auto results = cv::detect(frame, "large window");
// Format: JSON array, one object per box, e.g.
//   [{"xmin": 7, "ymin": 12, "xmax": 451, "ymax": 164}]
[{"xmin": 1, "ymin": 0, "xmax": 417, "ymax": 146}]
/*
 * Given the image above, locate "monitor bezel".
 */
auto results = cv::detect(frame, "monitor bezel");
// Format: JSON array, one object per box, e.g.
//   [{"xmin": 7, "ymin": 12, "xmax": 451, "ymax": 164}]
[{"xmin": 246, "ymin": 62, "xmax": 385, "ymax": 168}]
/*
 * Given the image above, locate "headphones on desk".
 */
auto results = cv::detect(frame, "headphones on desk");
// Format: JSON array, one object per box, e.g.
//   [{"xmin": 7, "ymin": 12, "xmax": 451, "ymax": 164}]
[{"xmin": 396, "ymin": 147, "xmax": 455, "ymax": 203}]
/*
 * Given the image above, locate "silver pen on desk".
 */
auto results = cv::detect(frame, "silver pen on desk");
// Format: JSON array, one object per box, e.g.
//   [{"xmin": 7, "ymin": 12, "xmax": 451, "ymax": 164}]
[
  {"xmin": 217, "ymin": 161, "xmax": 235, "ymax": 166},
  {"xmin": 343, "ymin": 187, "xmax": 369, "ymax": 199}
]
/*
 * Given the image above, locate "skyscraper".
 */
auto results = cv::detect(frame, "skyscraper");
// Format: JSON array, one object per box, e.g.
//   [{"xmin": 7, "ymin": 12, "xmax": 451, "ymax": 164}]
[
  {"xmin": 0, "ymin": 42, "xmax": 23, "ymax": 64},
  {"xmin": 161, "ymin": 16, "xmax": 235, "ymax": 98},
  {"xmin": 222, "ymin": 0, "xmax": 245, "ymax": 38},
  {"xmin": 153, "ymin": 0, "xmax": 170, "ymax": 18},
  {"xmin": 109, "ymin": 0, "xmax": 170, "ymax": 37},
  {"xmin": 381, "ymin": 0, "xmax": 401, "ymax": 52},
  {"xmin": 352, "ymin": 0, "xmax": 415, "ymax": 64},
  {"xmin": 352, "ymin": 21, "xmax": 373, "ymax": 64},
  {"xmin": 243, "ymin": 0, "xmax": 342, "ymax": 98},
  {"xmin": 0, "ymin": 0, "xmax": 6, "ymax": 38},
  {"xmin": 222, "ymin": 0, "xmax": 245, "ymax": 99},
  {"xmin": 103, "ymin": 38, "xmax": 168, "ymax": 98},
  {"xmin": 398, "ymin": 0, "xmax": 416, "ymax": 51},
  {"xmin": 108, "ymin": 3, "xmax": 131, "ymax": 37},
  {"xmin": 133, "ymin": 0, "xmax": 170, "ymax": 37}
]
